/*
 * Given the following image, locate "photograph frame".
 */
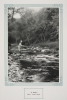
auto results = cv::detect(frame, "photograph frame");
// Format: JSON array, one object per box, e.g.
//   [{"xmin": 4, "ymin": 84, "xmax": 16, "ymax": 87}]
[{"xmin": 4, "ymin": 4, "xmax": 63, "ymax": 86}]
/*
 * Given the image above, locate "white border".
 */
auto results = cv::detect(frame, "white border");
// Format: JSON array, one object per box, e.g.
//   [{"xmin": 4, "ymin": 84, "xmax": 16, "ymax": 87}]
[
  {"xmin": 4, "ymin": 4, "xmax": 62, "ymax": 86},
  {"xmin": 0, "ymin": 0, "xmax": 66, "ymax": 100}
]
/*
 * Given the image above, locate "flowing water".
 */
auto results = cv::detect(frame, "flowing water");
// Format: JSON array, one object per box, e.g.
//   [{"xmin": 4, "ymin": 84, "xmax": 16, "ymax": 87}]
[{"xmin": 8, "ymin": 45, "xmax": 59, "ymax": 82}]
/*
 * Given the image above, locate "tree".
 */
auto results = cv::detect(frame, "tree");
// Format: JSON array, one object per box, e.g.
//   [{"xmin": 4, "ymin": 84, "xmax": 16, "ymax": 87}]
[{"xmin": 8, "ymin": 7, "xmax": 59, "ymax": 45}]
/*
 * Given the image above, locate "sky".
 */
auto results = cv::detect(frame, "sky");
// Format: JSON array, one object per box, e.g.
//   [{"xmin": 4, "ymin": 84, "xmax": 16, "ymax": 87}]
[{"xmin": 13, "ymin": 7, "xmax": 43, "ymax": 18}]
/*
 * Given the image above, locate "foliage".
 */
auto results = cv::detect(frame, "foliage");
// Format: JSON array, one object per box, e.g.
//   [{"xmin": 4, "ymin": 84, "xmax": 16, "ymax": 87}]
[{"xmin": 8, "ymin": 7, "xmax": 59, "ymax": 45}]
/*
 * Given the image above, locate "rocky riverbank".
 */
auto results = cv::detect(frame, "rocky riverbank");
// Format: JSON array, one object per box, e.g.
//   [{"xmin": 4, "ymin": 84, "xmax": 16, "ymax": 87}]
[{"xmin": 8, "ymin": 45, "xmax": 59, "ymax": 82}]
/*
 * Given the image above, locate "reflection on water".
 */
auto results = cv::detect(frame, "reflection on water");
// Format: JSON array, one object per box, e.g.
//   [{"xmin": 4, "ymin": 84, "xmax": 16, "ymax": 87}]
[{"xmin": 8, "ymin": 46, "xmax": 59, "ymax": 82}]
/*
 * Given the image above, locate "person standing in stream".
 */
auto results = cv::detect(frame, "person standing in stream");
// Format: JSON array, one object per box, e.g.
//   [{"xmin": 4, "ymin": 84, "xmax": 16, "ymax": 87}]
[{"xmin": 18, "ymin": 40, "xmax": 22, "ymax": 51}]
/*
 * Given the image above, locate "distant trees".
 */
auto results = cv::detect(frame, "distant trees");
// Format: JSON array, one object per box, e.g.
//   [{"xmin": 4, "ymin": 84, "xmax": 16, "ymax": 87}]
[{"xmin": 8, "ymin": 7, "xmax": 59, "ymax": 45}]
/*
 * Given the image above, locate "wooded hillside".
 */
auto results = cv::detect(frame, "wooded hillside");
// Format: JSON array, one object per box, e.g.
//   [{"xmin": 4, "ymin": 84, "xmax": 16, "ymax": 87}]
[{"xmin": 8, "ymin": 7, "xmax": 59, "ymax": 45}]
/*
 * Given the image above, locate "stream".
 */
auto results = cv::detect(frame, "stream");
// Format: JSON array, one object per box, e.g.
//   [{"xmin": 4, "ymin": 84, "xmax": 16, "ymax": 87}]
[{"xmin": 8, "ymin": 45, "xmax": 59, "ymax": 82}]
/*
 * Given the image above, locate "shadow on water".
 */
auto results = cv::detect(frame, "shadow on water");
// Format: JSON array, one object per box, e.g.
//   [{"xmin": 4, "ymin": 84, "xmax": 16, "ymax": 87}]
[
  {"xmin": 8, "ymin": 45, "xmax": 59, "ymax": 82},
  {"xmin": 19, "ymin": 60, "xmax": 59, "ymax": 82}
]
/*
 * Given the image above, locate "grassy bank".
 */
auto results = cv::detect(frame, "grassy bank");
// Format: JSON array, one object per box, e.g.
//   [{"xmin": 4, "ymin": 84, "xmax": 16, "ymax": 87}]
[
  {"xmin": 10, "ymin": 41, "xmax": 59, "ymax": 51},
  {"xmin": 33, "ymin": 41, "xmax": 59, "ymax": 50}
]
